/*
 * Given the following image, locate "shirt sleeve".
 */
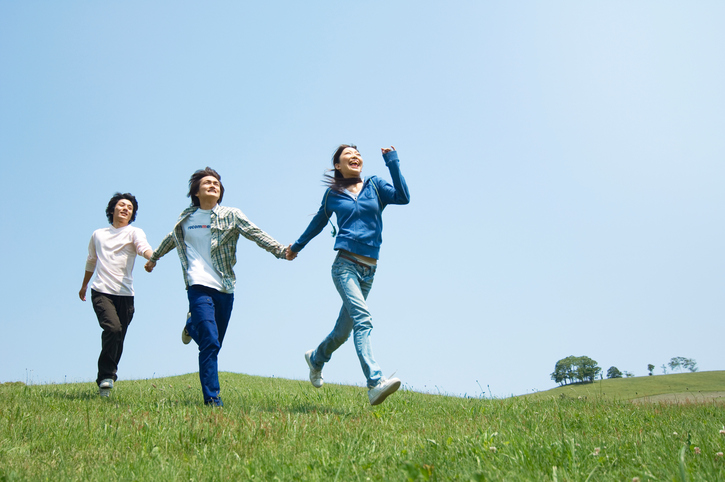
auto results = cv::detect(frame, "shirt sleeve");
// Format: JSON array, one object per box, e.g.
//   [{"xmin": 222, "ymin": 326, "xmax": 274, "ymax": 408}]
[
  {"xmin": 133, "ymin": 228, "xmax": 153, "ymax": 256},
  {"xmin": 378, "ymin": 150, "xmax": 411, "ymax": 206},
  {"xmin": 150, "ymin": 232, "xmax": 176, "ymax": 262},
  {"xmin": 291, "ymin": 191, "xmax": 332, "ymax": 253},
  {"xmin": 234, "ymin": 210, "xmax": 287, "ymax": 259},
  {"xmin": 84, "ymin": 233, "xmax": 98, "ymax": 273}
]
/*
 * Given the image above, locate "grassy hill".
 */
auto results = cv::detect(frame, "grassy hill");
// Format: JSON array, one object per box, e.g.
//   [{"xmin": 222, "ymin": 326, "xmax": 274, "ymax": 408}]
[
  {"xmin": 1, "ymin": 372, "xmax": 724, "ymax": 480},
  {"xmin": 525, "ymin": 370, "xmax": 725, "ymax": 402}
]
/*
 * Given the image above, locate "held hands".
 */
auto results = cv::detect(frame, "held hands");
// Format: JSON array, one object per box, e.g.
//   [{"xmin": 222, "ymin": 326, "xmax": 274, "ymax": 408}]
[
  {"xmin": 144, "ymin": 260, "xmax": 156, "ymax": 272},
  {"xmin": 285, "ymin": 245, "xmax": 298, "ymax": 261},
  {"xmin": 381, "ymin": 146, "xmax": 396, "ymax": 155}
]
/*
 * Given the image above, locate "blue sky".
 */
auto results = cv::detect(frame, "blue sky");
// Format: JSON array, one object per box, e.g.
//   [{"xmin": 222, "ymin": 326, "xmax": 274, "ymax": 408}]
[{"xmin": 1, "ymin": 2, "xmax": 723, "ymax": 398}]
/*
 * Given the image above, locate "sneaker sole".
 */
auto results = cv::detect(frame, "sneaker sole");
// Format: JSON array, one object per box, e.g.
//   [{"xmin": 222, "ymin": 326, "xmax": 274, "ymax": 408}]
[
  {"xmin": 182, "ymin": 313, "xmax": 192, "ymax": 344},
  {"xmin": 305, "ymin": 351, "xmax": 323, "ymax": 388},
  {"xmin": 370, "ymin": 379, "xmax": 401, "ymax": 406}
]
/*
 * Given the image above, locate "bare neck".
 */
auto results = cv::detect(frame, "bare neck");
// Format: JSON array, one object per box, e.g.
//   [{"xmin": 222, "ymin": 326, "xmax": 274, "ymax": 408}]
[{"xmin": 199, "ymin": 200, "xmax": 217, "ymax": 211}]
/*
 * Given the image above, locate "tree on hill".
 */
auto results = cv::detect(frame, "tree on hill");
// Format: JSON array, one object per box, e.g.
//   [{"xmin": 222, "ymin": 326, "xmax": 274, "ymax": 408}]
[
  {"xmin": 551, "ymin": 356, "xmax": 601, "ymax": 386},
  {"xmin": 647, "ymin": 364, "xmax": 655, "ymax": 376},
  {"xmin": 668, "ymin": 357, "xmax": 698, "ymax": 373},
  {"xmin": 607, "ymin": 366, "xmax": 623, "ymax": 379}
]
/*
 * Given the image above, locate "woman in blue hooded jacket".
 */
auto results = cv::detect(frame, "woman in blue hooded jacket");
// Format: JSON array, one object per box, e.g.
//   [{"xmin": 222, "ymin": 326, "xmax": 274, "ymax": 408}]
[{"xmin": 288, "ymin": 144, "xmax": 410, "ymax": 405}]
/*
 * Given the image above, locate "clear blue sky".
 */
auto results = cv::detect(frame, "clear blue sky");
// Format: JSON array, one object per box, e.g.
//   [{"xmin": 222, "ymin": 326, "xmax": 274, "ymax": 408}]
[{"xmin": 1, "ymin": 2, "xmax": 723, "ymax": 398}]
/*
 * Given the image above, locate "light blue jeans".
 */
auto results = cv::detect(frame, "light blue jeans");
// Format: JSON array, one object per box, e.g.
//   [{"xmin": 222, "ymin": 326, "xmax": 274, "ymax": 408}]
[{"xmin": 310, "ymin": 254, "xmax": 383, "ymax": 388}]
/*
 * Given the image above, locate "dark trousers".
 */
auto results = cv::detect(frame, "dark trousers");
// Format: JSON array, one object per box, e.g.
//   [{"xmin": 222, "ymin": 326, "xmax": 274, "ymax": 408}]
[
  {"xmin": 186, "ymin": 285, "xmax": 234, "ymax": 405},
  {"xmin": 91, "ymin": 290, "xmax": 134, "ymax": 386}
]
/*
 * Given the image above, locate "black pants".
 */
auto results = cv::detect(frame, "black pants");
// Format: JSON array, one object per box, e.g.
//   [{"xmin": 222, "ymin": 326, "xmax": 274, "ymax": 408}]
[{"xmin": 91, "ymin": 290, "xmax": 134, "ymax": 386}]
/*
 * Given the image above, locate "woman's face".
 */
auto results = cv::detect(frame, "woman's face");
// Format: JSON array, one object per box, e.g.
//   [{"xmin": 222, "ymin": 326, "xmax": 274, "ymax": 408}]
[{"xmin": 335, "ymin": 147, "xmax": 363, "ymax": 179}]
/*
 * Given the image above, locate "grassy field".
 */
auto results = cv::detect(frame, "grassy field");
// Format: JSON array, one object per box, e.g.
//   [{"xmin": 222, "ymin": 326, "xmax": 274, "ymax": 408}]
[
  {"xmin": 1, "ymin": 372, "xmax": 724, "ymax": 481},
  {"xmin": 525, "ymin": 371, "xmax": 725, "ymax": 402}
]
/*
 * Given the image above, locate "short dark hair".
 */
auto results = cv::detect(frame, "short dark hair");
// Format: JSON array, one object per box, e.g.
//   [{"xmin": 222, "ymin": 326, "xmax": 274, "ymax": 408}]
[
  {"xmin": 105, "ymin": 193, "xmax": 139, "ymax": 224},
  {"xmin": 324, "ymin": 144, "xmax": 361, "ymax": 192},
  {"xmin": 188, "ymin": 167, "xmax": 224, "ymax": 206}
]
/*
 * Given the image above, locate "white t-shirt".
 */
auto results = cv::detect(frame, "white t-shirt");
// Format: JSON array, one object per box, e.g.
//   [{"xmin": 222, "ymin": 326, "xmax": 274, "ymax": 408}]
[
  {"xmin": 85, "ymin": 225, "xmax": 152, "ymax": 296},
  {"xmin": 183, "ymin": 209, "xmax": 225, "ymax": 292}
]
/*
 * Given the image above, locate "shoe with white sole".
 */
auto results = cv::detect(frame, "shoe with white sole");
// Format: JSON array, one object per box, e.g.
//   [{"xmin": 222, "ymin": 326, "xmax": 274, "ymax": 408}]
[
  {"xmin": 99, "ymin": 378, "xmax": 113, "ymax": 397},
  {"xmin": 182, "ymin": 312, "xmax": 192, "ymax": 345},
  {"xmin": 305, "ymin": 350, "xmax": 323, "ymax": 388},
  {"xmin": 368, "ymin": 377, "xmax": 401, "ymax": 406}
]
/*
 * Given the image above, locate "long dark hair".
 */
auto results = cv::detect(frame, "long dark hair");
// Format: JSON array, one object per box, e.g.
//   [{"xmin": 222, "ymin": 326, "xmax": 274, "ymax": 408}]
[
  {"xmin": 188, "ymin": 167, "xmax": 225, "ymax": 206},
  {"xmin": 324, "ymin": 144, "xmax": 362, "ymax": 193},
  {"xmin": 105, "ymin": 192, "xmax": 138, "ymax": 224}
]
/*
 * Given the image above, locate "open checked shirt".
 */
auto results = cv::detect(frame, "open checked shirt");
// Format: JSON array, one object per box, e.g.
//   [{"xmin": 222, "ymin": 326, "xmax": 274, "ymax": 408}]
[{"xmin": 150, "ymin": 204, "xmax": 287, "ymax": 293}]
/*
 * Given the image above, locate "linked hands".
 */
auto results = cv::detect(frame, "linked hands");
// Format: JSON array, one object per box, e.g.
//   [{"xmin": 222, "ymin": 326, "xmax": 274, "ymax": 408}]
[
  {"xmin": 144, "ymin": 260, "xmax": 156, "ymax": 272},
  {"xmin": 285, "ymin": 245, "xmax": 298, "ymax": 261}
]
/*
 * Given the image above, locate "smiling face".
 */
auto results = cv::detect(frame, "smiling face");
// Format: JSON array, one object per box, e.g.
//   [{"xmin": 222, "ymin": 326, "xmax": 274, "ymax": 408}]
[
  {"xmin": 334, "ymin": 147, "xmax": 364, "ymax": 179},
  {"xmin": 195, "ymin": 175, "xmax": 221, "ymax": 208},
  {"xmin": 112, "ymin": 199, "xmax": 134, "ymax": 228}
]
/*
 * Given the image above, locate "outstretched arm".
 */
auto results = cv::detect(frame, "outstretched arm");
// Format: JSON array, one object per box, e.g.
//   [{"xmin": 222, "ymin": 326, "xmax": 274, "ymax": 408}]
[
  {"xmin": 233, "ymin": 210, "xmax": 289, "ymax": 260},
  {"xmin": 290, "ymin": 192, "xmax": 332, "ymax": 255},
  {"xmin": 145, "ymin": 233, "xmax": 175, "ymax": 272}
]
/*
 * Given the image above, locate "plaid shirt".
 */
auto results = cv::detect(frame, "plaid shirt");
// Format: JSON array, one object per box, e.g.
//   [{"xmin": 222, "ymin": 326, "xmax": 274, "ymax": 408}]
[{"xmin": 151, "ymin": 204, "xmax": 287, "ymax": 293}]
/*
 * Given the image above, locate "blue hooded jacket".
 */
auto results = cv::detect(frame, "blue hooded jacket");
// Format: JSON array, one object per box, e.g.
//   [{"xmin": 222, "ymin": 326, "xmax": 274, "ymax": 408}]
[{"xmin": 291, "ymin": 150, "xmax": 410, "ymax": 259}]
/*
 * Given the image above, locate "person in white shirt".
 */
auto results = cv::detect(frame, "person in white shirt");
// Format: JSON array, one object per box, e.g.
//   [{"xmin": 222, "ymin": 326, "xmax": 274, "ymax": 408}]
[{"xmin": 79, "ymin": 193, "xmax": 153, "ymax": 396}]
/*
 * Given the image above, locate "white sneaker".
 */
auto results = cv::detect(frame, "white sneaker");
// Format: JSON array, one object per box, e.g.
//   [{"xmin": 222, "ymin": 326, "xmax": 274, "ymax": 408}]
[
  {"xmin": 99, "ymin": 388, "xmax": 111, "ymax": 397},
  {"xmin": 99, "ymin": 378, "xmax": 114, "ymax": 389},
  {"xmin": 182, "ymin": 313, "xmax": 192, "ymax": 345},
  {"xmin": 368, "ymin": 377, "xmax": 401, "ymax": 406},
  {"xmin": 305, "ymin": 350, "xmax": 323, "ymax": 388}
]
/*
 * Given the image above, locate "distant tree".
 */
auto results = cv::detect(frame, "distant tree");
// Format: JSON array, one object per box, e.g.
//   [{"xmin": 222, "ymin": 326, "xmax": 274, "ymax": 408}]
[
  {"xmin": 576, "ymin": 356, "xmax": 601, "ymax": 383},
  {"xmin": 607, "ymin": 366, "xmax": 623, "ymax": 379},
  {"xmin": 551, "ymin": 356, "xmax": 601, "ymax": 386},
  {"xmin": 624, "ymin": 371, "xmax": 634, "ymax": 378},
  {"xmin": 669, "ymin": 357, "xmax": 698, "ymax": 373},
  {"xmin": 647, "ymin": 364, "xmax": 655, "ymax": 376},
  {"xmin": 661, "ymin": 364, "xmax": 668, "ymax": 375},
  {"xmin": 551, "ymin": 356, "xmax": 578, "ymax": 386}
]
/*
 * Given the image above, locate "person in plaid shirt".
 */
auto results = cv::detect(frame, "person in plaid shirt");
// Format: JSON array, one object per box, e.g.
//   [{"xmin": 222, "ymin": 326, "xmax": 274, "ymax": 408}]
[{"xmin": 145, "ymin": 167, "xmax": 294, "ymax": 406}]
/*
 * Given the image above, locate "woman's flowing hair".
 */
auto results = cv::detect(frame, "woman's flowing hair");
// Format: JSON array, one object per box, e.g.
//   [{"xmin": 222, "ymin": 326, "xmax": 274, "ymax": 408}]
[{"xmin": 324, "ymin": 144, "xmax": 362, "ymax": 192}]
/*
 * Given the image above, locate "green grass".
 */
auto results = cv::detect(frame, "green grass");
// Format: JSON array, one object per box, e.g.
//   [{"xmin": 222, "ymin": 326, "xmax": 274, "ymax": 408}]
[
  {"xmin": 1, "ymin": 372, "xmax": 724, "ymax": 481},
  {"xmin": 524, "ymin": 371, "xmax": 725, "ymax": 402}
]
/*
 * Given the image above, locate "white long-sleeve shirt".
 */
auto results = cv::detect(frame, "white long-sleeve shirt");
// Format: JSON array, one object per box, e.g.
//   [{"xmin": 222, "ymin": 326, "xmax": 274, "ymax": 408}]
[{"xmin": 85, "ymin": 225, "xmax": 152, "ymax": 296}]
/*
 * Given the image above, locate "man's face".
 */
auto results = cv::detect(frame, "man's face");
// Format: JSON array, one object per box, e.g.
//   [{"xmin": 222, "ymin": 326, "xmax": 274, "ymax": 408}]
[
  {"xmin": 196, "ymin": 175, "xmax": 221, "ymax": 206},
  {"xmin": 113, "ymin": 199, "xmax": 134, "ymax": 227}
]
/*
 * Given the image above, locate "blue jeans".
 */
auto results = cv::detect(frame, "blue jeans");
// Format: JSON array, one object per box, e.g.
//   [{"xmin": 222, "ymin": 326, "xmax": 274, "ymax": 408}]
[
  {"xmin": 186, "ymin": 285, "xmax": 234, "ymax": 405},
  {"xmin": 310, "ymin": 254, "xmax": 382, "ymax": 388}
]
